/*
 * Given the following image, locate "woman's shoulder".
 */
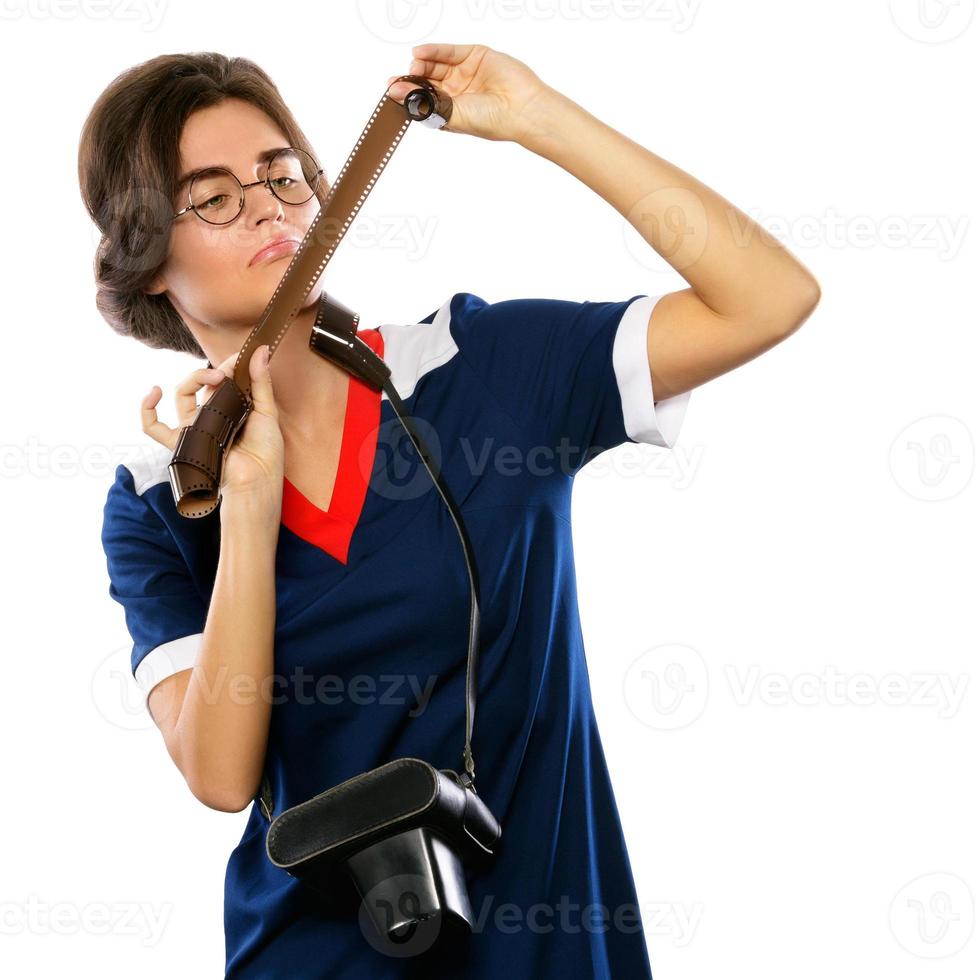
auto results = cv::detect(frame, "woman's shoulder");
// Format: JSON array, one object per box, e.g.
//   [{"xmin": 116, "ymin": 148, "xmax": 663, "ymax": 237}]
[
  {"xmin": 372, "ymin": 292, "xmax": 490, "ymax": 401},
  {"xmin": 114, "ymin": 441, "xmax": 173, "ymax": 498},
  {"xmin": 104, "ymin": 441, "xmax": 218, "ymax": 546}
]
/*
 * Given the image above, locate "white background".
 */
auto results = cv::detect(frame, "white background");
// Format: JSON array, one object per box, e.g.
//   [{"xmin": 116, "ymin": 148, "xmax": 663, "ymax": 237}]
[{"xmin": 1, "ymin": 0, "xmax": 977, "ymax": 977}]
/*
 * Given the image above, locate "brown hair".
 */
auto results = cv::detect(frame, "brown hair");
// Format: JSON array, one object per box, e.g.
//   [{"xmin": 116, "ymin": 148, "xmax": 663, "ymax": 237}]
[{"xmin": 77, "ymin": 52, "xmax": 328, "ymax": 357}]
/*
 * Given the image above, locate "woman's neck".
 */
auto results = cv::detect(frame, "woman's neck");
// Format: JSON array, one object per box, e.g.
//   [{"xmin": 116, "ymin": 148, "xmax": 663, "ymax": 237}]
[
  {"xmin": 268, "ymin": 302, "xmax": 352, "ymax": 444},
  {"xmin": 204, "ymin": 299, "xmax": 352, "ymax": 445}
]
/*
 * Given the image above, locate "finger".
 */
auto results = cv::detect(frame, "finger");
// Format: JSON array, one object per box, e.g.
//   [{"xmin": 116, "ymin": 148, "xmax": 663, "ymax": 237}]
[
  {"xmin": 175, "ymin": 367, "xmax": 225, "ymax": 425},
  {"xmin": 248, "ymin": 345, "xmax": 278, "ymax": 420},
  {"xmin": 388, "ymin": 43, "xmax": 469, "ymax": 94},
  {"xmin": 385, "ymin": 76, "xmax": 416, "ymax": 104},
  {"xmin": 201, "ymin": 350, "xmax": 239, "ymax": 379},
  {"xmin": 140, "ymin": 386, "xmax": 178, "ymax": 451},
  {"xmin": 196, "ymin": 351, "xmax": 244, "ymax": 420},
  {"xmin": 387, "ymin": 63, "xmax": 454, "ymax": 106},
  {"xmin": 411, "ymin": 43, "xmax": 474, "ymax": 73},
  {"xmin": 399, "ymin": 58, "xmax": 448, "ymax": 83},
  {"xmin": 215, "ymin": 351, "xmax": 237, "ymax": 377}
]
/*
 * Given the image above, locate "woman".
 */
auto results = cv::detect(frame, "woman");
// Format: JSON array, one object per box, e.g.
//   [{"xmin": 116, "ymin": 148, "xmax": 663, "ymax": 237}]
[{"xmin": 82, "ymin": 45, "xmax": 819, "ymax": 978}]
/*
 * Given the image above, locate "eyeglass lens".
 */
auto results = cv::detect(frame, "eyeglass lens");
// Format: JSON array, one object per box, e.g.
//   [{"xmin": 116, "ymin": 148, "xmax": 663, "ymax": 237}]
[{"xmin": 188, "ymin": 147, "xmax": 320, "ymax": 225}]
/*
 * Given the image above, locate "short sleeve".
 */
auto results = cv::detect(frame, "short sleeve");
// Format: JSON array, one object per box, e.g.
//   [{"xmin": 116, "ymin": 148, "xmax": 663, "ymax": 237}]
[
  {"xmin": 447, "ymin": 292, "xmax": 691, "ymax": 472},
  {"xmin": 102, "ymin": 462, "xmax": 208, "ymax": 702}
]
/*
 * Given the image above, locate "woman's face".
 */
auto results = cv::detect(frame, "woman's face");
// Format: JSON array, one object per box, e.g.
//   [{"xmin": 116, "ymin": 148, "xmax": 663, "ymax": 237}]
[{"xmin": 147, "ymin": 97, "xmax": 322, "ymax": 340}]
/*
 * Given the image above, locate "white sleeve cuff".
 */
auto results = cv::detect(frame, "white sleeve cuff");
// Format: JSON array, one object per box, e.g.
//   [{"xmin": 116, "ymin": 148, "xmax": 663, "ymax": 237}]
[
  {"xmin": 612, "ymin": 294, "xmax": 692, "ymax": 449},
  {"xmin": 133, "ymin": 633, "xmax": 202, "ymax": 701}
]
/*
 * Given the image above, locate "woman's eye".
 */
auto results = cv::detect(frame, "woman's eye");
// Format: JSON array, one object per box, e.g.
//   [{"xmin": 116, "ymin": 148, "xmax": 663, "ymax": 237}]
[
  {"xmin": 202, "ymin": 195, "xmax": 227, "ymax": 209},
  {"xmin": 271, "ymin": 176, "xmax": 294, "ymax": 189}
]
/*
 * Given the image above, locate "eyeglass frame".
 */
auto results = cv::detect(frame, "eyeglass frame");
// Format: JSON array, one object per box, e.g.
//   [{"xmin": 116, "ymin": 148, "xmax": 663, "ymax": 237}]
[{"xmin": 171, "ymin": 146, "xmax": 325, "ymax": 225}]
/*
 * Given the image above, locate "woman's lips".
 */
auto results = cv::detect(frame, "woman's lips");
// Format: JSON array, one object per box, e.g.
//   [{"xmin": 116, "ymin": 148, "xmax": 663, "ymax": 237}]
[{"xmin": 250, "ymin": 239, "xmax": 299, "ymax": 266}]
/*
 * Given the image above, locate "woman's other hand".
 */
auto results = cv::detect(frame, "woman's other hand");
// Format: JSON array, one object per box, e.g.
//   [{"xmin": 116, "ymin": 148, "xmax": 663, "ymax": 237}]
[{"xmin": 140, "ymin": 346, "xmax": 284, "ymax": 504}]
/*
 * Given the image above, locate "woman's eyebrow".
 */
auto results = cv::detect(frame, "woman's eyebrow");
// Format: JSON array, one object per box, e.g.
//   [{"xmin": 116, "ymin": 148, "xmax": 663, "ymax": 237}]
[{"xmin": 175, "ymin": 146, "xmax": 290, "ymax": 193}]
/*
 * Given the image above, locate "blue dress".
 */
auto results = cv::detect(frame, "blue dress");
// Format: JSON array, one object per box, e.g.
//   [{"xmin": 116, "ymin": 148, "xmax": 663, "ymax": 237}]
[{"xmin": 102, "ymin": 291, "xmax": 692, "ymax": 978}]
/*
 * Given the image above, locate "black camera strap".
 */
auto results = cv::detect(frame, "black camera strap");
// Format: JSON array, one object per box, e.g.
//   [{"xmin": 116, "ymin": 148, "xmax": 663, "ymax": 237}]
[{"xmin": 258, "ymin": 291, "xmax": 483, "ymax": 821}]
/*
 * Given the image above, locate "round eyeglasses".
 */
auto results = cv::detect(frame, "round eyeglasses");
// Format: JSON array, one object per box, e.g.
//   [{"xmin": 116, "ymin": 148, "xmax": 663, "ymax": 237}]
[{"xmin": 172, "ymin": 146, "xmax": 324, "ymax": 226}]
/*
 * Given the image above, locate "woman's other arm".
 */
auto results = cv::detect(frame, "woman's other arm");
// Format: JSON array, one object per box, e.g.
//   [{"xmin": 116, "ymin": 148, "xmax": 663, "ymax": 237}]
[
  {"xmin": 147, "ymin": 491, "xmax": 280, "ymax": 813},
  {"xmin": 516, "ymin": 86, "xmax": 821, "ymax": 400},
  {"xmin": 140, "ymin": 344, "xmax": 284, "ymax": 812}
]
